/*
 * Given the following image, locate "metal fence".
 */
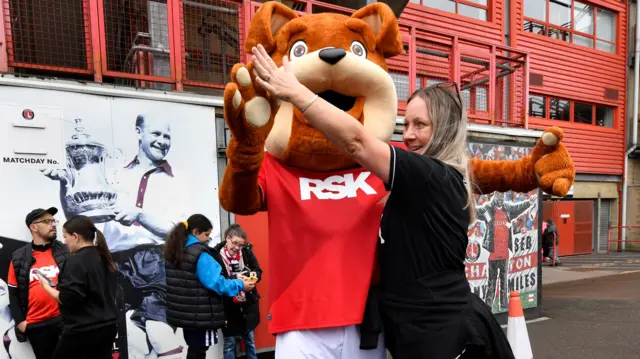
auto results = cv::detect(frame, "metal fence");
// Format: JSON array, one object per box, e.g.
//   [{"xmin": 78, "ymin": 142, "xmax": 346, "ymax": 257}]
[
  {"xmin": 4, "ymin": 0, "xmax": 93, "ymax": 73},
  {"xmin": 389, "ymin": 27, "xmax": 529, "ymax": 127},
  {"xmin": 2, "ymin": 0, "xmax": 529, "ymax": 127}
]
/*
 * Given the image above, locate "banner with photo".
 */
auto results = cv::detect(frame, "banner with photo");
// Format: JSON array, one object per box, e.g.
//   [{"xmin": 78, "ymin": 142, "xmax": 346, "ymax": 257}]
[
  {"xmin": 0, "ymin": 86, "xmax": 223, "ymax": 359},
  {"xmin": 465, "ymin": 142, "xmax": 540, "ymax": 314}
]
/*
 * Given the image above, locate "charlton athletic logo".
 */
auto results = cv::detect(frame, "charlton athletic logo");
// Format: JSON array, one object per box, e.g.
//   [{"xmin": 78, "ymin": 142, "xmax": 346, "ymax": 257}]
[{"xmin": 465, "ymin": 240, "xmax": 481, "ymax": 263}]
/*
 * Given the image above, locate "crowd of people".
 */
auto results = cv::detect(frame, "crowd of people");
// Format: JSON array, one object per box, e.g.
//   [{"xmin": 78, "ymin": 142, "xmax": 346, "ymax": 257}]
[{"xmin": 8, "ymin": 208, "xmax": 262, "ymax": 359}]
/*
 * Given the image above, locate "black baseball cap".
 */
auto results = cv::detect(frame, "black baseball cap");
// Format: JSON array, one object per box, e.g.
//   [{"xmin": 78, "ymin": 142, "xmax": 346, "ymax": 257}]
[{"xmin": 25, "ymin": 207, "xmax": 58, "ymax": 227}]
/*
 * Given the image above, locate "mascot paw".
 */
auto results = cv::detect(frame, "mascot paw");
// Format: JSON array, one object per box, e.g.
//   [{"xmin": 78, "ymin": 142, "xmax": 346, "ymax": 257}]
[
  {"xmin": 224, "ymin": 63, "xmax": 278, "ymax": 150},
  {"xmin": 531, "ymin": 126, "xmax": 576, "ymax": 197},
  {"xmin": 223, "ymin": 62, "xmax": 276, "ymax": 148},
  {"xmin": 234, "ymin": 66, "xmax": 271, "ymax": 127},
  {"xmin": 224, "ymin": 63, "xmax": 274, "ymax": 127}
]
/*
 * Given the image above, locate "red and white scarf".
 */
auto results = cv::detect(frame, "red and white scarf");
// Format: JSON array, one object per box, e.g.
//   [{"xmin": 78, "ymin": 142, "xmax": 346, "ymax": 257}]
[{"xmin": 220, "ymin": 247, "xmax": 246, "ymax": 303}]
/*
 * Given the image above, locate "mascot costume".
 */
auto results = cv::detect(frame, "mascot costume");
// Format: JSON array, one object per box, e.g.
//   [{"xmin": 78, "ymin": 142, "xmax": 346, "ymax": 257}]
[{"xmin": 220, "ymin": 1, "xmax": 575, "ymax": 358}]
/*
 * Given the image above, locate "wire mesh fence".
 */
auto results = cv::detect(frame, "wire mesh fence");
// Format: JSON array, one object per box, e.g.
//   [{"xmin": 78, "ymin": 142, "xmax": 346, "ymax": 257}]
[
  {"xmin": 181, "ymin": 0, "xmax": 242, "ymax": 88},
  {"xmin": 100, "ymin": 0, "xmax": 174, "ymax": 88},
  {"xmin": 4, "ymin": 0, "xmax": 92, "ymax": 73}
]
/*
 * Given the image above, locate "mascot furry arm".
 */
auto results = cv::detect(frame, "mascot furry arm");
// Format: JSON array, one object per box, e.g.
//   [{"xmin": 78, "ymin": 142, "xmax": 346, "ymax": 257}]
[{"xmin": 219, "ymin": 1, "xmax": 575, "ymax": 214}]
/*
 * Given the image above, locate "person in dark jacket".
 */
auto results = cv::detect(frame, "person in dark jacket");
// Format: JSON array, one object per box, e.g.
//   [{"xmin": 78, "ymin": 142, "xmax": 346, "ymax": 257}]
[
  {"xmin": 7, "ymin": 207, "xmax": 69, "ymax": 359},
  {"xmin": 542, "ymin": 219, "xmax": 561, "ymax": 265},
  {"xmin": 164, "ymin": 214, "xmax": 255, "ymax": 359},
  {"xmin": 37, "ymin": 215, "xmax": 119, "ymax": 359},
  {"xmin": 213, "ymin": 224, "xmax": 262, "ymax": 359}
]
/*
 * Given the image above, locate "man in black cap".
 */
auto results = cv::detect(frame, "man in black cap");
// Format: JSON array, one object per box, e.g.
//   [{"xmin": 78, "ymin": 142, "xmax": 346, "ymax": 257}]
[{"xmin": 7, "ymin": 207, "xmax": 69, "ymax": 359}]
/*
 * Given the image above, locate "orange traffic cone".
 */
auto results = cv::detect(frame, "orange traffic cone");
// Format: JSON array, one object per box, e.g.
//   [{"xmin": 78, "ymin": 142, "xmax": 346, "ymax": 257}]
[{"xmin": 507, "ymin": 291, "xmax": 533, "ymax": 359}]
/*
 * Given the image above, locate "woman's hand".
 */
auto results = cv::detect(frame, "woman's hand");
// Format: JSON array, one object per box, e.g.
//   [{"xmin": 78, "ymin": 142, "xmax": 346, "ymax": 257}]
[
  {"xmin": 37, "ymin": 275, "xmax": 61, "ymax": 303},
  {"xmin": 37, "ymin": 276, "xmax": 50, "ymax": 289},
  {"xmin": 242, "ymin": 279, "xmax": 256, "ymax": 292},
  {"xmin": 251, "ymin": 44, "xmax": 305, "ymax": 103}
]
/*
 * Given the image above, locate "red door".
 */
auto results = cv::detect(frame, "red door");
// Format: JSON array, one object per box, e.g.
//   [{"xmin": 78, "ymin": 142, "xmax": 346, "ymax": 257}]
[
  {"xmin": 542, "ymin": 200, "xmax": 593, "ymax": 256},
  {"xmin": 573, "ymin": 201, "xmax": 594, "ymax": 255},
  {"xmin": 542, "ymin": 201, "xmax": 574, "ymax": 256}
]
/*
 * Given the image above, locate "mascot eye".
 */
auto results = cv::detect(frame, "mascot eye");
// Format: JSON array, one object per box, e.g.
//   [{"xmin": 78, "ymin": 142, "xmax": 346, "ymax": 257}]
[
  {"xmin": 350, "ymin": 41, "xmax": 366, "ymax": 58},
  {"xmin": 289, "ymin": 41, "xmax": 308, "ymax": 60}
]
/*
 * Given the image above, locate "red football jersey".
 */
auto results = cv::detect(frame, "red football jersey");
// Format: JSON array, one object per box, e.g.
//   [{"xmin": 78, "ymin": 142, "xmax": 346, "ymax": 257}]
[
  {"xmin": 259, "ymin": 152, "xmax": 388, "ymax": 334},
  {"xmin": 7, "ymin": 249, "xmax": 61, "ymax": 324},
  {"xmin": 490, "ymin": 208, "xmax": 510, "ymax": 260}
]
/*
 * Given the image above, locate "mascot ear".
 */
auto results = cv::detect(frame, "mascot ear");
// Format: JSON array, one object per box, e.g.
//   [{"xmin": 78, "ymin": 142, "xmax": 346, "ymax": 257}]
[
  {"xmin": 244, "ymin": 1, "xmax": 299, "ymax": 54},
  {"xmin": 351, "ymin": 3, "xmax": 404, "ymax": 58}
]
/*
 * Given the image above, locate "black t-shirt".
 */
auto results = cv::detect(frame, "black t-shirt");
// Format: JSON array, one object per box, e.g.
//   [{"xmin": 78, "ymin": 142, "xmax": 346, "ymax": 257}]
[
  {"xmin": 58, "ymin": 246, "xmax": 118, "ymax": 333},
  {"xmin": 379, "ymin": 145, "xmax": 470, "ymax": 288},
  {"xmin": 378, "ymin": 145, "xmax": 476, "ymax": 359}
]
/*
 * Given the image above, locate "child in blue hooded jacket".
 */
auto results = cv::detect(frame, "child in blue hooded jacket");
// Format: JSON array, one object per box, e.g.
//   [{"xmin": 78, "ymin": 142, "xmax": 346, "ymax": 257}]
[{"xmin": 164, "ymin": 214, "xmax": 255, "ymax": 359}]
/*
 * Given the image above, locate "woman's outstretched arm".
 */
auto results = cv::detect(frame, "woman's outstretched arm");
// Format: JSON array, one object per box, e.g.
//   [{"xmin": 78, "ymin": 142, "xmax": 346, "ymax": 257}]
[{"xmin": 250, "ymin": 44, "xmax": 391, "ymax": 183}]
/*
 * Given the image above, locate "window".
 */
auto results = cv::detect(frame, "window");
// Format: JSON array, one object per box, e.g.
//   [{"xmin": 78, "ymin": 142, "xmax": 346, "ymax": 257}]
[
  {"xmin": 523, "ymin": 0, "xmax": 617, "ymax": 54},
  {"xmin": 529, "ymin": 95, "xmax": 546, "ymax": 118},
  {"xmin": 529, "ymin": 94, "xmax": 615, "ymax": 128},
  {"xmin": 393, "ymin": 76, "xmax": 487, "ymax": 114},
  {"xmin": 391, "ymin": 73, "xmax": 411, "ymax": 101},
  {"xmin": 596, "ymin": 105, "xmax": 614, "ymax": 127},
  {"xmin": 549, "ymin": 98, "xmax": 570, "ymax": 121},
  {"xmin": 573, "ymin": 102, "xmax": 593, "ymax": 124},
  {"xmin": 411, "ymin": 0, "xmax": 488, "ymax": 21}
]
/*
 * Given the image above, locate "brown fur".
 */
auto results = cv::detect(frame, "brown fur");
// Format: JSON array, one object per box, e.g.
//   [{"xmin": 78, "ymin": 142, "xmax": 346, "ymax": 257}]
[{"xmin": 219, "ymin": 1, "xmax": 576, "ymax": 215}]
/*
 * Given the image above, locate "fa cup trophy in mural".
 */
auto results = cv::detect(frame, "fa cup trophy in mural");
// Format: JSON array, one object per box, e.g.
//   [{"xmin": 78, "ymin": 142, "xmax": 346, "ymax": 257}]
[{"xmin": 41, "ymin": 118, "xmax": 118, "ymax": 223}]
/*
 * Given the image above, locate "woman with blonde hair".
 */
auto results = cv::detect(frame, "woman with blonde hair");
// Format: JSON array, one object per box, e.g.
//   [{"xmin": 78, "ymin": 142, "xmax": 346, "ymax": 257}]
[{"xmin": 250, "ymin": 44, "xmax": 515, "ymax": 359}]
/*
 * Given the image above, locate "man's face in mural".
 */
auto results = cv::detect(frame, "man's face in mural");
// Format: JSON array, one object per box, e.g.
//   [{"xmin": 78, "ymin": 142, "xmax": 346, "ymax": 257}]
[
  {"xmin": 137, "ymin": 118, "xmax": 171, "ymax": 162},
  {"xmin": 494, "ymin": 192, "xmax": 504, "ymax": 208}
]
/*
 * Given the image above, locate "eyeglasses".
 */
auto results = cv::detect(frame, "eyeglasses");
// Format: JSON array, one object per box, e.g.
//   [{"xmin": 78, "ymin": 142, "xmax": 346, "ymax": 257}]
[
  {"xmin": 230, "ymin": 241, "xmax": 245, "ymax": 249},
  {"xmin": 33, "ymin": 219, "xmax": 58, "ymax": 225},
  {"xmin": 429, "ymin": 82, "xmax": 463, "ymax": 112},
  {"xmin": 227, "ymin": 238, "xmax": 246, "ymax": 249}
]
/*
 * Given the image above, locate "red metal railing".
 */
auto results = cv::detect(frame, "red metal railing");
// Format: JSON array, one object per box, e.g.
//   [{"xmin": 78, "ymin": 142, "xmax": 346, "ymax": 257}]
[
  {"xmin": 607, "ymin": 226, "xmax": 640, "ymax": 253},
  {"xmin": 1, "ymin": 0, "xmax": 529, "ymax": 127},
  {"xmin": 389, "ymin": 26, "xmax": 529, "ymax": 127},
  {"xmin": 96, "ymin": 0, "xmax": 177, "ymax": 87}
]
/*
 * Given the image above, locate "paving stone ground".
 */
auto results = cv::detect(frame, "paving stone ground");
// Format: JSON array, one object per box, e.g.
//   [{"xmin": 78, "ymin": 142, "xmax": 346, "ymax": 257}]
[{"xmin": 526, "ymin": 271, "xmax": 640, "ymax": 359}]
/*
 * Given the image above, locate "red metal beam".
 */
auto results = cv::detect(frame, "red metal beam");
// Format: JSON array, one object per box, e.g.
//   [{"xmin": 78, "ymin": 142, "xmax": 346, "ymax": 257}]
[
  {"xmin": 0, "ymin": 0, "xmax": 9, "ymax": 72},
  {"xmin": 89, "ymin": 0, "xmax": 102, "ymax": 82},
  {"xmin": 488, "ymin": 45, "xmax": 496, "ymax": 125},
  {"xmin": 408, "ymin": 26, "xmax": 416, "ymax": 95},
  {"xmin": 171, "ymin": 0, "xmax": 183, "ymax": 91}
]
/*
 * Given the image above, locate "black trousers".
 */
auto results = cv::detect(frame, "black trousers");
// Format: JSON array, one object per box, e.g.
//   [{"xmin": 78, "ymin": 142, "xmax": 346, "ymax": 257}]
[
  {"xmin": 183, "ymin": 329, "xmax": 217, "ymax": 359},
  {"xmin": 25, "ymin": 323, "xmax": 61, "ymax": 359},
  {"xmin": 460, "ymin": 345, "xmax": 490, "ymax": 358},
  {"xmin": 52, "ymin": 325, "xmax": 117, "ymax": 359},
  {"xmin": 485, "ymin": 259, "xmax": 509, "ymax": 312},
  {"xmin": 460, "ymin": 344, "xmax": 516, "ymax": 359}
]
